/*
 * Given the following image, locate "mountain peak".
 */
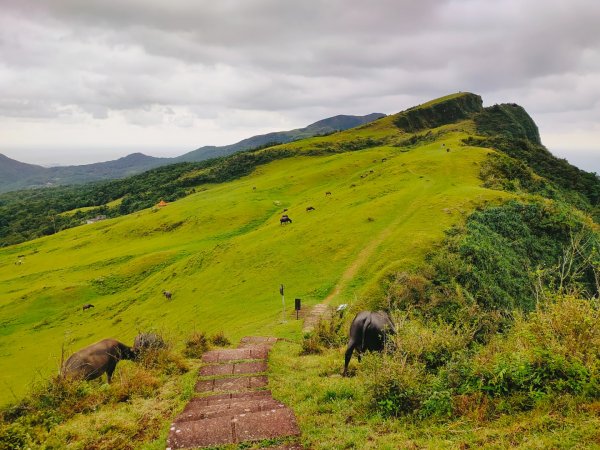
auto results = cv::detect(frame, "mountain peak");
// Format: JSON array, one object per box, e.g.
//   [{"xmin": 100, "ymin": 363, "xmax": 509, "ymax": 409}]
[{"xmin": 393, "ymin": 92, "xmax": 483, "ymax": 132}]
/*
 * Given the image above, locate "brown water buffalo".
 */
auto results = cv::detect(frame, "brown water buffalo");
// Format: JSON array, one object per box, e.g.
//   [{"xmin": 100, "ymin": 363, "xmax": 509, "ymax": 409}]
[
  {"xmin": 163, "ymin": 290, "xmax": 172, "ymax": 300},
  {"xmin": 62, "ymin": 339, "xmax": 135, "ymax": 383},
  {"xmin": 343, "ymin": 311, "xmax": 396, "ymax": 376}
]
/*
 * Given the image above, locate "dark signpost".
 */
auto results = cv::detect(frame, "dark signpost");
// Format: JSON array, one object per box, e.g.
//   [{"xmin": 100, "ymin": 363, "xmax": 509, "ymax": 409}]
[
  {"xmin": 295, "ymin": 298, "xmax": 301, "ymax": 320},
  {"xmin": 279, "ymin": 284, "xmax": 286, "ymax": 323}
]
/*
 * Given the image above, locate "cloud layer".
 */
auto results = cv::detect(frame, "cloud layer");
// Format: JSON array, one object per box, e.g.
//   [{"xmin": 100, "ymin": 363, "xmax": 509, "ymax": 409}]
[{"xmin": 0, "ymin": 0, "xmax": 599, "ymax": 171}]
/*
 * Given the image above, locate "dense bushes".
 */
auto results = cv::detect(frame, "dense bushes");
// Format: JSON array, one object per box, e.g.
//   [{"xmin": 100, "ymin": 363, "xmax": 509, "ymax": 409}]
[
  {"xmin": 361, "ymin": 198, "xmax": 599, "ymax": 420},
  {"xmin": 474, "ymin": 104, "xmax": 600, "ymax": 210},
  {"xmin": 384, "ymin": 201, "xmax": 599, "ymax": 325},
  {"xmin": 363, "ymin": 295, "xmax": 599, "ymax": 419}
]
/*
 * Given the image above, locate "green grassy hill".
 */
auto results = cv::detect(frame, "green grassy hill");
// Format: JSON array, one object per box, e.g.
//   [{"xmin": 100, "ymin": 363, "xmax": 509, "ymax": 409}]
[
  {"xmin": 0, "ymin": 93, "xmax": 508, "ymax": 403},
  {"xmin": 0, "ymin": 92, "xmax": 598, "ymax": 449}
]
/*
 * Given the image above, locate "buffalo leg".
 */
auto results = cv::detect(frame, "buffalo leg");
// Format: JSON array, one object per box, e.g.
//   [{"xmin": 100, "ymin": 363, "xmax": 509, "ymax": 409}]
[
  {"xmin": 343, "ymin": 340, "xmax": 356, "ymax": 376},
  {"xmin": 106, "ymin": 360, "xmax": 117, "ymax": 384}
]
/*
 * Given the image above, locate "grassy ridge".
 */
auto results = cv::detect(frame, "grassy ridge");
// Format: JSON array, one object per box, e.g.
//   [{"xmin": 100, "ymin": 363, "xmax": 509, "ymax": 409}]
[{"xmin": 0, "ymin": 116, "xmax": 504, "ymax": 404}]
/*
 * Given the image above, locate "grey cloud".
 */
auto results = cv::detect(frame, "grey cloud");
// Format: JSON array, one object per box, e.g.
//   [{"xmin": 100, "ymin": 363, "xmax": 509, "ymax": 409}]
[{"xmin": 0, "ymin": 0, "xmax": 599, "ymax": 171}]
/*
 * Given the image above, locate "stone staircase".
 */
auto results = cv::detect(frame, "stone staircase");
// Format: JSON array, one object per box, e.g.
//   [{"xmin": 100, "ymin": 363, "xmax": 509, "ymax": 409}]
[{"xmin": 166, "ymin": 337, "xmax": 303, "ymax": 449}]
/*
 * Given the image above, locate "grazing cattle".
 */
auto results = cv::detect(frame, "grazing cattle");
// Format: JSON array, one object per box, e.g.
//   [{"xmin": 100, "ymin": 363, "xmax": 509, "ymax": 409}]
[
  {"xmin": 283, "ymin": 208, "xmax": 288, "ymax": 212},
  {"xmin": 82, "ymin": 304, "xmax": 95, "ymax": 311},
  {"xmin": 446, "ymin": 148, "xmax": 450, "ymax": 152},
  {"xmin": 280, "ymin": 215, "xmax": 292, "ymax": 225},
  {"xmin": 133, "ymin": 332, "xmax": 166, "ymax": 353},
  {"xmin": 306, "ymin": 206, "xmax": 315, "ymax": 211},
  {"xmin": 163, "ymin": 290, "xmax": 172, "ymax": 300},
  {"xmin": 350, "ymin": 184, "xmax": 356, "ymax": 188},
  {"xmin": 381, "ymin": 158, "xmax": 387, "ymax": 162},
  {"xmin": 62, "ymin": 339, "xmax": 135, "ymax": 383},
  {"xmin": 343, "ymin": 311, "xmax": 396, "ymax": 376},
  {"xmin": 325, "ymin": 191, "xmax": 332, "ymax": 196}
]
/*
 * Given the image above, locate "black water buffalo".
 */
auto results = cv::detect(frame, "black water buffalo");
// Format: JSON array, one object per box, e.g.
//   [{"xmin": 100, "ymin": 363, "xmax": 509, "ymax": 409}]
[
  {"xmin": 343, "ymin": 310, "xmax": 396, "ymax": 376},
  {"xmin": 306, "ymin": 206, "xmax": 315, "ymax": 211},
  {"xmin": 62, "ymin": 339, "xmax": 135, "ymax": 383},
  {"xmin": 163, "ymin": 290, "xmax": 172, "ymax": 300},
  {"xmin": 280, "ymin": 215, "xmax": 292, "ymax": 224},
  {"xmin": 82, "ymin": 304, "xmax": 94, "ymax": 311}
]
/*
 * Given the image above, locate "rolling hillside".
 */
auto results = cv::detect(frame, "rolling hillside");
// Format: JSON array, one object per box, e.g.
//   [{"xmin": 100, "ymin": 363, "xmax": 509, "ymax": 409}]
[
  {"xmin": 0, "ymin": 93, "xmax": 506, "ymax": 402},
  {"xmin": 0, "ymin": 113, "xmax": 384, "ymax": 193},
  {"xmin": 0, "ymin": 92, "xmax": 598, "ymax": 449}
]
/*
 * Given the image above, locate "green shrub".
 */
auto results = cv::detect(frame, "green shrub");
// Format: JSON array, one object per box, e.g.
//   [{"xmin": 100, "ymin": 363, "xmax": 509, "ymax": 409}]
[
  {"xmin": 363, "ymin": 352, "xmax": 429, "ymax": 417},
  {"xmin": 299, "ymin": 333, "xmax": 323, "ymax": 355},
  {"xmin": 300, "ymin": 311, "xmax": 346, "ymax": 356},
  {"xmin": 183, "ymin": 331, "xmax": 209, "ymax": 358},
  {"xmin": 0, "ymin": 422, "xmax": 30, "ymax": 450},
  {"xmin": 462, "ymin": 295, "xmax": 600, "ymax": 412},
  {"xmin": 210, "ymin": 331, "xmax": 231, "ymax": 347}
]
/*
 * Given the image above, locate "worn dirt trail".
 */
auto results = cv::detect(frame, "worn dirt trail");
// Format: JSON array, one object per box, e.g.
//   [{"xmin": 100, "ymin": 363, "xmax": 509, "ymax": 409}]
[
  {"xmin": 302, "ymin": 199, "xmax": 422, "ymax": 332},
  {"xmin": 167, "ymin": 337, "xmax": 303, "ymax": 449}
]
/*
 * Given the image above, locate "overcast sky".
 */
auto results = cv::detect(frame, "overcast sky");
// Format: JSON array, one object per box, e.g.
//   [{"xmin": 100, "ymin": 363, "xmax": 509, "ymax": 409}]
[{"xmin": 0, "ymin": 0, "xmax": 598, "ymax": 173}]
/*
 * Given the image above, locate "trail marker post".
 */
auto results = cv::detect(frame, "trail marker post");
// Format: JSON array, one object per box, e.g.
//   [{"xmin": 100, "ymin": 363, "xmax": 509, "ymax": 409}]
[{"xmin": 280, "ymin": 284, "xmax": 286, "ymax": 323}]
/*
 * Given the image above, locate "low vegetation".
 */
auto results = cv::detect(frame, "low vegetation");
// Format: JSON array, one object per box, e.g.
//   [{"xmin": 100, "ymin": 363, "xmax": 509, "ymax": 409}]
[{"xmin": 0, "ymin": 333, "xmax": 197, "ymax": 449}]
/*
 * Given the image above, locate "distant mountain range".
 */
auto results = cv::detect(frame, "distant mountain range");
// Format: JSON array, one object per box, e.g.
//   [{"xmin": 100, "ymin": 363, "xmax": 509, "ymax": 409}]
[{"xmin": 0, "ymin": 113, "xmax": 385, "ymax": 193}]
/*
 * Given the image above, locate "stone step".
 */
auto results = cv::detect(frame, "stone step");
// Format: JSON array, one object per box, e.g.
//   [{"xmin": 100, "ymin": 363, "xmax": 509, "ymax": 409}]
[
  {"xmin": 191, "ymin": 389, "xmax": 273, "ymax": 406},
  {"xmin": 167, "ymin": 407, "xmax": 300, "ymax": 449},
  {"xmin": 195, "ymin": 375, "xmax": 268, "ymax": 393},
  {"xmin": 201, "ymin": 346, "xmax": 269, "ymax": 363},
  {"xmin": 263, "ymin": 444, "xmax": 305, "ymax": 450},
  {"xmin": 238, "ymin": 336, "xmax": 279, "ymax": 348},
  {"xmin": 199, "ymin": 360, "xmax": 267, "ymax": 377},
  {"xmin": 176, "ymin": 397, "xmax": 285, "ymax": 422}
]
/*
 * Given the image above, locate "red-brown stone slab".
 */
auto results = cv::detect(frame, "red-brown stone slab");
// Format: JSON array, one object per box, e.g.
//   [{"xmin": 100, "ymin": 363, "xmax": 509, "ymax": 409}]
[
  {"xmin": 214, "ymin": 375, "xmax": 268, "ymax": 392},
  {"xmin": 202, "ymin": 346, "xmax": 271, "ymax": 363},
  {"xmin": 239, "ymin": 336, "xmax": 279, "ymax": 347},
  {"xmin": 176, "ymin": 398, "xmax": 285, "ymax": 422},
  {"xmin": 200, "ymin": 363, "xmax": 234, "ymax": 376},
  {"xmin": 249, "ymin": 346, "xmax": 270, "ymax": 359},
  {"xmin": 215, "ymin": 348, "xmax": 252, "ymax": 361},
  {"xmin": 167, "ymin": 415, "xmax": 234, "ymax": 449},
  {"xmin": 200, "ymin": 351, "xmax": 221, "ymax": 363},
  {"xmin": 249, "ymin": 375, "xmax": 268, "ymax": 389},
  {"xmin": 263, "ymin": 444, "xmax": 304, "ymax": 450},
  {"xmin": 233, "ymin": 360, "xmax": 267, "ymax": 374},
  {"xmin": 195, "ymin": 375, "xmax": 268, "ymax": 393},
  {"xmin": 194, "ymin": 379, "xmax": 214, "ymax": 393},
  {"xmin": 189, "ymin": 390, "xmax": 273, "ymax": 407},
  {"xmin": 212, "ymin": 376, "xmax": 253, "ymax": 392},
  {"xmin": 234, "ymin": 408, "xmax": 300, "ymax": 442}
]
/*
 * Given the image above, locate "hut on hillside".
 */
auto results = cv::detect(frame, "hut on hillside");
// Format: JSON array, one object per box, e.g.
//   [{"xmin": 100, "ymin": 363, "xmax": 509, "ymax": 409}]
[{"xmin": 157, "ymin": 200, "xmax": 168, "ymax": 207}]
